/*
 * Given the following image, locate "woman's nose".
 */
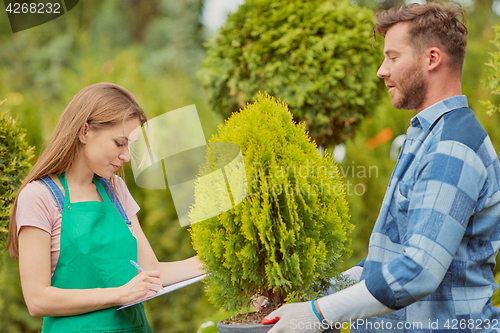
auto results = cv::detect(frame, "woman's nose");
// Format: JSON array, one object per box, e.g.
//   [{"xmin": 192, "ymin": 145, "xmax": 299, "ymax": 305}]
[{"xmin": 119, "ymin": 148, "xmax": 131, "ymax": 163}]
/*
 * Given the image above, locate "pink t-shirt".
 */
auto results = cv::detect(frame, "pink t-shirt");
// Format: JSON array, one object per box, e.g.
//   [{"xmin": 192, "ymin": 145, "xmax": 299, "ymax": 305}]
[{"xmin": 16, "ymin": 175, "xmax": 140, "ymax": 276}]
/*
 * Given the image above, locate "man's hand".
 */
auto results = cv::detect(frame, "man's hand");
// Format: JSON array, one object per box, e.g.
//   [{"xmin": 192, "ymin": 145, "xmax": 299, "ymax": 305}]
[{"xmin": 263, "ymin": 301, "xmax": 328, "ymax": 333}]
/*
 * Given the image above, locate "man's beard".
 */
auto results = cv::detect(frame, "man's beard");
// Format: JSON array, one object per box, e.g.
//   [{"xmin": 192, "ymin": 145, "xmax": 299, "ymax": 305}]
[{"xmin": 392, "ymin": 63, "xmax": 427, "ymax": 110}]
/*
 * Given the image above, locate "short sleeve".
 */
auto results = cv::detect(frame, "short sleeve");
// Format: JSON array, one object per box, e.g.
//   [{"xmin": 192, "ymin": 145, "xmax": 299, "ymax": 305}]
[
  {"xmin": 16, "ymin": 181, "xmax": 60, "ymax": 236},
  {"xmin": 112, "ymin": 175, "xmax": 140, "ymax": 220}
]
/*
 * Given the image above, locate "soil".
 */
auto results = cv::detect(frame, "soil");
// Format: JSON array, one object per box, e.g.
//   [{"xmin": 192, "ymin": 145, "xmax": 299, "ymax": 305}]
[{"xmin": 221, "ymin": 305, "xmax": 277, "ymax": 325}]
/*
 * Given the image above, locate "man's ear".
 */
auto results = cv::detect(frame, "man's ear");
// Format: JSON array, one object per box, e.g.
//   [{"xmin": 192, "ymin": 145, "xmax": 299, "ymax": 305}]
[
  {"xmin": 427, "ymin": 47, "xmax": 442, "ymax": 72},
  {"xmin": 79, "ymin": 123, "xmax": 90, "ymax": 144}
]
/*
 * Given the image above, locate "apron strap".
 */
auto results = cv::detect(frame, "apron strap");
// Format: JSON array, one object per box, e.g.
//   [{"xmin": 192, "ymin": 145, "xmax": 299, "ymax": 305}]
[
  {"xmin": 98, "ymin": 177, "xmax": 132, "ymax": 226},
  {"xmin": 91, "ymin": 174, "xmax": 113, "ymax": 204},
  {"xmin": 58, "ymin": 172, "xmax": 111, "ymax": 205},
  {"xmin": 39, "ymin": 174, "xmax": 131, "ymax": 224}
]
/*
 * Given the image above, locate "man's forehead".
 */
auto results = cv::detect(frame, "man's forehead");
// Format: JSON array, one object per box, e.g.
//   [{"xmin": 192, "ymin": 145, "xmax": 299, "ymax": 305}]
[
  {"xmin": 384, "ymin": 22, "xmax": 413, "ymax": 51},
  {"xmin": 385, "ymin": 21, "xmax": 411, "ymax": 41}
]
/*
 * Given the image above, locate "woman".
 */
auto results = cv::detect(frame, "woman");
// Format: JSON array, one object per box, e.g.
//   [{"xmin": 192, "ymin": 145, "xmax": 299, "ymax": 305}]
[{"xmin": 7, "ymin": 82, "xmax": 203, "ymax": 332}]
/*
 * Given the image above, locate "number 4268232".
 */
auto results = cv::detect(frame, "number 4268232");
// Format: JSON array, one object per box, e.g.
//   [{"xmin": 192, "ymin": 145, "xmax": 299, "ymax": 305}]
[{"xmin": 5, "ymin": 2, "xmax": 61, "ymax": 14}]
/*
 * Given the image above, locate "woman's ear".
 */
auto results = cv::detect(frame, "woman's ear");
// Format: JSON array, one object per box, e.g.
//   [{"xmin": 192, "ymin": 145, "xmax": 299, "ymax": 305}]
[{"xmin": 78, "ymin": 123, "xmax": 90, "ymax": 144}]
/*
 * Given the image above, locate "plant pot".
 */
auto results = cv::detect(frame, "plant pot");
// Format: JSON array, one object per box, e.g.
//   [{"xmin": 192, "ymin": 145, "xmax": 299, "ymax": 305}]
[
  {"xmin": 217, "ymin": 320, "xmax": 273, "ymax": 333},
  {"xmin": 216, "ymin": 320, "xmax": 340, "ymax": 332}
]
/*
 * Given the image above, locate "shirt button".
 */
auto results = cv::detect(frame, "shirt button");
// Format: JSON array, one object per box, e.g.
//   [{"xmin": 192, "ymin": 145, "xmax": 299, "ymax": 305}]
[{"xmin": 67, "ymin": 205, "xmax": 71, "ymax": 210}]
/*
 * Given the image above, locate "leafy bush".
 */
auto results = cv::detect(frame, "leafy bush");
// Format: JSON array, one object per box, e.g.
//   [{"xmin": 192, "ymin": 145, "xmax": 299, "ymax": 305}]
[
  {"xmin": 0, "ymin": 102, "xmax": 34, "ymax": 250},
  {"xmin": 189, "ymin": 93, "xmax": 352, "ymax": 312},
  {"xmin": 482, "ymin": 25, "xmax": 500, "ymax": 115},
  {"xmin": 0, "ymin": 102, "xmax": 38, "ymax": 333},
  {"xmin": 199, "ymin": 0, "xmax": 383, "ymax": 147}
]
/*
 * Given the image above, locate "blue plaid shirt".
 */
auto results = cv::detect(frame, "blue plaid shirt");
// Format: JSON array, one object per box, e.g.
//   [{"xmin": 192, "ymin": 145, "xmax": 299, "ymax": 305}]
[{"xmin": 355, "ymin": 96, "xmax": 500, "ymax": 332}]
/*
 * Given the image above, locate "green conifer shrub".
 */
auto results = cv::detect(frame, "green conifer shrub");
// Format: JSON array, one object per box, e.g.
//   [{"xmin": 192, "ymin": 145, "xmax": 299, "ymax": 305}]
[
  {"xmin": 199, "ymin": 0, "xmax": 383, "ymax": 147},
  {"xmin": 189, "ymin": 93, "xmax": 352, "ymax": 312},
  {"xmin": 0, "ymin": 102, "xmax": 34, "ymax": 250},
  {"xmin": 482, "ymin": 25, "xmax": 500, "ymax": 116},
  {"xmin": 0, "ymin": 102, "xmax": 39, "ymax": 333}
]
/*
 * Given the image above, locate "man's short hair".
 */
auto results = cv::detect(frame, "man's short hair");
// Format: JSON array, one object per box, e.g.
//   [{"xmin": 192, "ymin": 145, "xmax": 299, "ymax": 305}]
[{"xmin": 373, "ymin": 1, "xmax": 467, "ymax": 74}]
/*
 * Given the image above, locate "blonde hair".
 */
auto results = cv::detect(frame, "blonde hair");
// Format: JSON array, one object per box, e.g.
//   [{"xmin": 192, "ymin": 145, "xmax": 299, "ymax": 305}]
[{"xmin": 7, "ymin": 82, "xmax": 147, "ymax": 259}]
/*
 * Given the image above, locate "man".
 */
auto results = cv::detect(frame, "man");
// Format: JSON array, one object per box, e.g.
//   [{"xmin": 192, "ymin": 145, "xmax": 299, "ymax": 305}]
[{"xmin": 264, "ymin": 2, "xmax": 500, "ymax": 332}]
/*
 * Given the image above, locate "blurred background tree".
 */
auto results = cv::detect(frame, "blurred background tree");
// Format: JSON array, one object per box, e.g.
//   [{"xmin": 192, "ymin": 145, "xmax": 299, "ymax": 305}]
[
  {"xmin": 199, "ymin": 0, "xmax": 384, "ymax": 147},
  {"xmin": 480, "ymin": 17, "xmax": 500, "ymax": 306},
  {"xmin": 2, "ymin": 0, "xmax": 500, "ymax": 332}
]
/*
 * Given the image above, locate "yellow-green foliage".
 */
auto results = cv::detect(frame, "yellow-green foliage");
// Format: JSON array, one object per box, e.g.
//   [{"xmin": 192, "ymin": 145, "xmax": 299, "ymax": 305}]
[
  {"xmin": 199, "ymin": 0, "xmax": 383, "ymax": 147},
  {"xmin": 0, "ymin": 103, "xmax": 38, "ymax": 333},
  {"xmin": 0, "ymin": 103, "xmax": 34, "ymax": 249},
  {"xmin": 189, "ymin": 93, "xmax": 352, "ymax": 312},
  {"xmin": 482, "ymin": 25, "xmax": 500, "ymax": 115}
]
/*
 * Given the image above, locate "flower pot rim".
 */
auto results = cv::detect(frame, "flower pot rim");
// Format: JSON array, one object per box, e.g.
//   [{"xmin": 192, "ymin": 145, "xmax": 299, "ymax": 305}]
[{"xmin": 216, "ymin": 319, "xmax": 274, "ymax": 333}]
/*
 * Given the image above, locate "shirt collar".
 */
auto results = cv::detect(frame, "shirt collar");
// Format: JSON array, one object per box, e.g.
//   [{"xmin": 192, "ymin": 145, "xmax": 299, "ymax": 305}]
[{"xmin": 410, "ymin": 95, "xmax": 468, "ymax": 131}]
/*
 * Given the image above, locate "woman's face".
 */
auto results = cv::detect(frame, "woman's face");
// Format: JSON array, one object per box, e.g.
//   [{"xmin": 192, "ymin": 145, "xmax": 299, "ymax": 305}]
[{"xmin": 79, "ymin": 117, "xmax": 141, "ymax": 179}]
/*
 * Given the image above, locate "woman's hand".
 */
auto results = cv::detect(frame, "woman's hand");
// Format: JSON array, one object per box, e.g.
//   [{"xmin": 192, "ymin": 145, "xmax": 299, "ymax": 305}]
[
  {"xmin": 118, "ymin": 270, "xmax": 162, "ymax": 305},
  {"xmin": 20, "ymin": 226, "xmax": 161, "ymax": 317}
]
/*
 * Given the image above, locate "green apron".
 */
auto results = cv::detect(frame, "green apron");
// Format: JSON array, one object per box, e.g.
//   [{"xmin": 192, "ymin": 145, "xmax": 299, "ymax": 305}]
[{"xmin": 41, "ymin": 173, "xmax": 152, "ymax": 333}]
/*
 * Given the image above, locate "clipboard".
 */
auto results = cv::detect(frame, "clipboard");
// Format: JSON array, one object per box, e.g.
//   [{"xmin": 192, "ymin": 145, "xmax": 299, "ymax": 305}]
[{"xmin": 117, "ymin": 274, "xmax": 208, "ymax": 310}]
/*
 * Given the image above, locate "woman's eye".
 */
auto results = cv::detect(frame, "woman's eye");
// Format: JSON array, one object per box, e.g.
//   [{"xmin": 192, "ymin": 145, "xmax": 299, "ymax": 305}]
[{"xmin": 115, "ymin": 141, "xmax": 124, "ymax": 147}]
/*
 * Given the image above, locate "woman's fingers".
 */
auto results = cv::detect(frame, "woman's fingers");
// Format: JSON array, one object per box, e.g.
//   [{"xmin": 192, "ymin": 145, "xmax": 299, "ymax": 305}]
[{"xmin": 120, "ymin": 270, "xmax": 162, "ymax": 304}]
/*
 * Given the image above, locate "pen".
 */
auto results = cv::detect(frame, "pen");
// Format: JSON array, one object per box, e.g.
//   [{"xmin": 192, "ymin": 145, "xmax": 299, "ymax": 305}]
[
  {"xmin": 130, "ymin": 260, "xmax": 164, "ymax": 292},
  {"xmin": 130, "ymin": 260, "xmax": 143, "ymax": 272}
]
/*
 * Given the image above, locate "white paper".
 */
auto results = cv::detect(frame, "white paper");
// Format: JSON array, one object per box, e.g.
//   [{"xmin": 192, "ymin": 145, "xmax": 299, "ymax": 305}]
[{"xmin": 117, "ymin": 274, "xmax": 208, "ymax": 310}]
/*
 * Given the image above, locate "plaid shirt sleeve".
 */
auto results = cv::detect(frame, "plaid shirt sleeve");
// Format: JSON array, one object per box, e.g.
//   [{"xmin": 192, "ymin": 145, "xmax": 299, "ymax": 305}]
[{"xmin": 363, "ymin": 107, "xmax": 499, "ymax": 311}]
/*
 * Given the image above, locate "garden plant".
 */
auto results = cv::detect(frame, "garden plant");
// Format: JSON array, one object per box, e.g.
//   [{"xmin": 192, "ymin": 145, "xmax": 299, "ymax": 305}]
[
  {"xmin": 0, "ymin": 102, "xmax": 38, "ymax": 333},
  {"xmin": 189, "ymin": 93, "xmax": 352, "ymax": 329},
  {"xmin": 199, "ymin": 0, "xmax": 383, "ymax": 147},
  {"xmin": 0, "ymin": 101, "xmax": 34, "ymax": 250}
]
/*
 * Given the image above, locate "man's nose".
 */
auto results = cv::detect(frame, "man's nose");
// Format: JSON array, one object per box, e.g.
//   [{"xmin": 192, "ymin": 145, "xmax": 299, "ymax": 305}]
[{"xmin": 377, "ymin": 59, "xmax": 390, "ymax": 79}]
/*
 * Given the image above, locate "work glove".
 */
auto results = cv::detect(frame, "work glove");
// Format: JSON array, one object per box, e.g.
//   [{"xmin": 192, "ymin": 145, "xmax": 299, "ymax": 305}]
[
  {"xmin": 323, "ymin": 265, "xmax": 363, "ymax": 295},
  {"xmin": 317, "ymin": 280, "xmax": 392, "ymax": 323},
  {"xmin": 342, "ymin": 265, "xmax": 363, "ymax": 281},
  {"xmin": 263, "ymin": 300, "xmax": 328, "ymax": 333}
]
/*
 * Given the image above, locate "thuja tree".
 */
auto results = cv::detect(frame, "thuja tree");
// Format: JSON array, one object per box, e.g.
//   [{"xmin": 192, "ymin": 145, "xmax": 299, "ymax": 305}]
[
  {"xmin": 0, "ymin": 103, "xmax": 34, "ymax": 249},
  {"xmin": 199, "ymin": 0, "xmax": 383, "ymax": 147},
  {"xmin": 189, "ymin": 93, "xmax": 352, "ymax": 311}
]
